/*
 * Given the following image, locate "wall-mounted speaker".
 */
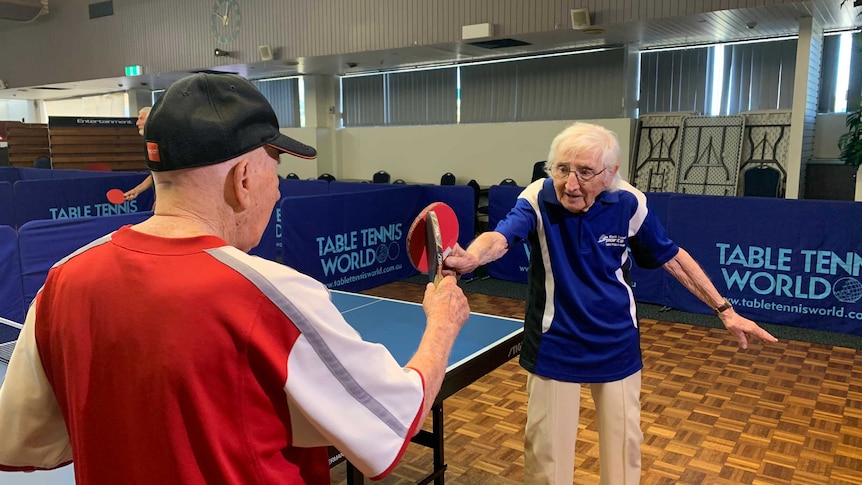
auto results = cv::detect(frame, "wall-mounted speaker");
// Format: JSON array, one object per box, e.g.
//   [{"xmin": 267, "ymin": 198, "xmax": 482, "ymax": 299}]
[
  {"xmin": 461, "ymin": 23, "xmax": 494, "ymax": 40},
  {"xmin": 570, "ymin": 8, "xmax": 591, "ymax": 30},
  {"xmin": 259, "ymin": 45, "xmax": 273, "ymax": 61}
]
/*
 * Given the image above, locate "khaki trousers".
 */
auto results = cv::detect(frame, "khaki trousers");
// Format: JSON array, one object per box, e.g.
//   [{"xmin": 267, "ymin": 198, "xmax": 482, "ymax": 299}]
[{"xmin": 524, "ymin": 371, "xmax": 643, "ymax": 485}]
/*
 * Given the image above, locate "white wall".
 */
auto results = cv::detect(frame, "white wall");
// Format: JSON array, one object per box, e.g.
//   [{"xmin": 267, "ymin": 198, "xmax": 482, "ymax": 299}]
[
  {"xmin": 813, "ymin": 112, "xmax": 846, "ymax": 159},
  {"xmin": 334, "ymin": 119, "xmax": 636, "ymax": 186},
  {"xmin": 43, "ymin": 92, "xmax": 128, "ymax": 118},
  {"xmin": 0, "ymin": 99, "xmax": 33, "ymax": 123}
]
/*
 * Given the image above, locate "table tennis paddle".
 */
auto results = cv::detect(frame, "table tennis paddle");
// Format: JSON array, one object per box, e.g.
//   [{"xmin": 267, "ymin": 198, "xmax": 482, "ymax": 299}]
[
  {"xmin": 425, "ymin": 210, "xmax": 444, "ymax": 285},
  {"xmin": 406, "ymin": 202, "xmax": 459, "ymax": 285},
  {"xmin": 106, "ymin": 188, "xmax": 125, "ymax": 204}
]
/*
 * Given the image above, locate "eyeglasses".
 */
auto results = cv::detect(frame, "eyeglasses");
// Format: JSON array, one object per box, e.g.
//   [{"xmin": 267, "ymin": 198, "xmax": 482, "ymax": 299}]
[{"xmin": 551, "ymin": 164, "xmax": 606, "ymax": 182}]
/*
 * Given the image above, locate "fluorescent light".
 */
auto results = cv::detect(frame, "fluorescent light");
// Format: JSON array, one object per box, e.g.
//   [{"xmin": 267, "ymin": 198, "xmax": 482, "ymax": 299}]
[
  {"xmin": 834, "ymin": 32, "xmax": 852, "ymax": 113},
  {"xmin": 711, "ymin": 45, "xmax": 725, "ymax": 116},
  {"xmin": 298, "ymin": 77, "xmax": 306, "ymax": 128},
  {"xmin": 643, "ymin": 35, "xmax": 798, "ymax": 53}
]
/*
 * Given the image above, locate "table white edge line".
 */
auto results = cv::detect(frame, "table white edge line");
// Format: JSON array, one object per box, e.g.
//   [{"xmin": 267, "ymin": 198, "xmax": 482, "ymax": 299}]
[
  {"xmin": 330, "ymin": 289, "xmax": 524, "ymax": 323},
  {"xmin": 0, "ymin": 316, "xmax": 23, "ymax": 329},
  {"xmin": 446, "ymin": 328, "xmax": 523, "ymax": 371}
]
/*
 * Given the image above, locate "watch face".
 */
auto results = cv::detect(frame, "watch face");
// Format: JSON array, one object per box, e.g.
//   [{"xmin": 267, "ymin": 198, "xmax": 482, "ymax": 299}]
[{"xmin": 212, "ymin": 0, "xmax": 241, "ymax": 44}]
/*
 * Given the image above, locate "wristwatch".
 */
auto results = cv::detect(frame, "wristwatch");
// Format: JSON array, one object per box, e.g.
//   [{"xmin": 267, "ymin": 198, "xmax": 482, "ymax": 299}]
[{"xmin": 714, "ymin": 298, "xmax": 733, "ymax": 314}]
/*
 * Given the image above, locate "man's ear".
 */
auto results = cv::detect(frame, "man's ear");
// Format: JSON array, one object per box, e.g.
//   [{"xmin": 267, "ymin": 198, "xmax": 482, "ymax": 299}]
[{"xmin": 229, "ymin": 159, "xmax": 252, "ymax": 211}]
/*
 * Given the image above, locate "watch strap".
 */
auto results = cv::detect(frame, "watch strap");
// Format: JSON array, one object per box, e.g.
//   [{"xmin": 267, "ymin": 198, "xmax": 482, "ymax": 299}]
[{"xmin": 714, "ymin": 298, "xmax": 733, "ymax": 314}]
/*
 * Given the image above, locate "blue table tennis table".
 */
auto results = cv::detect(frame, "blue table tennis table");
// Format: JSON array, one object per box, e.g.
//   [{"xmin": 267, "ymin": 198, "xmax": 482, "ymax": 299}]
[
  {"xmin": 0, "ymin": 291, "xmax": 524, "ymax": 485},
  {"xmin": 328, "ymin": 291, "xmax": 524, "ymax": 484}
]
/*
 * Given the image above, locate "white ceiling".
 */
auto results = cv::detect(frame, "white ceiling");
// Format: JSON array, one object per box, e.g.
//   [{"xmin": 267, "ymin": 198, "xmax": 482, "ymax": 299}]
[{"xmin": 0, "ymin": 1, "xmax": 859, "ymax": 101}]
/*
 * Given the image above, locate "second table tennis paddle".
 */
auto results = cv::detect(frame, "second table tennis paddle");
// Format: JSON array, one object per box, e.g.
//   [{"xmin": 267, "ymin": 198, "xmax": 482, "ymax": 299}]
[
  {"xmin": 106, "ymin": 188, "xmax": 125, "ymax": 204},
  {"xmin": 406, "ymin": 202, "xmax": 459, "ymax": 285}
]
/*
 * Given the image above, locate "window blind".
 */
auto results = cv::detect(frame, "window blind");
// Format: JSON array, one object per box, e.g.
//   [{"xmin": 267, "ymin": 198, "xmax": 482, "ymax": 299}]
[{"xmin": 252, "ymin": 77, "xmax": 301, "ymax": 128}]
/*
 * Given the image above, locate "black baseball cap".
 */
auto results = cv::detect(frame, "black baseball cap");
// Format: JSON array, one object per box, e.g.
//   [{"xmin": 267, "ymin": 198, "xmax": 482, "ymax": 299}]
[{"xmin": 144, "ymin": 73, "xmax": 316, "ymax": 171}]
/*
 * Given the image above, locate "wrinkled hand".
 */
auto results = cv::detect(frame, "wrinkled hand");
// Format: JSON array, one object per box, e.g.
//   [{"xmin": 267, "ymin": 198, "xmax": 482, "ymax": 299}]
[
  {"xmin": 442, "ymin": 243, "xmax": 478, "ymax": 277},
  {"xmin": 423, "ymin": 275, "xmax": 470, "ymax": 331},
  {"xmin": 721, "ymin": 312, "xmax": 777, "ymax": 349}
]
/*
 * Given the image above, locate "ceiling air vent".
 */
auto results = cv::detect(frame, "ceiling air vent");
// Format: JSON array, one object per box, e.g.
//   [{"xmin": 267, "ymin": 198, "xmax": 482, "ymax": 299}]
[
  {"xmin": 190, "ymin": 69, "xmax": 239, "ymax": 75},
  {"xmin": 88, "ymin": 1, "xmax": 112, "ymax": 20},
  {"xmin": 467, "ymin": 38, "xmax": 531, "ymax": 50}
]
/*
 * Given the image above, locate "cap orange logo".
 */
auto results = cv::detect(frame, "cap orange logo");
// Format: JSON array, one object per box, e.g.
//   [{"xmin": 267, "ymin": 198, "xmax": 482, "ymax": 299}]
[{"xmin": 146, "ymin": 142, "xmax": 160, "ymax": 162}]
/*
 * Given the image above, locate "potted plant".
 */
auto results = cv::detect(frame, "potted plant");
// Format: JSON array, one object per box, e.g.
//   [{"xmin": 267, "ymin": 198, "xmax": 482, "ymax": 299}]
[
  {"xmin": 836, "ymin": 20, "xmax": 862, "ymax": 198},
  {"xmin": 844, "ymin": 101, "xmax": 862, "ymax": 201}
]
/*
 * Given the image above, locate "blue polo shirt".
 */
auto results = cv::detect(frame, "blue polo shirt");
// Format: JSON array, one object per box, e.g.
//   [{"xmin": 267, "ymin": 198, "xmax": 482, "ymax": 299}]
[{"xmin": 494, "ymin": 178, "xmax": 678, "ymax": 383}]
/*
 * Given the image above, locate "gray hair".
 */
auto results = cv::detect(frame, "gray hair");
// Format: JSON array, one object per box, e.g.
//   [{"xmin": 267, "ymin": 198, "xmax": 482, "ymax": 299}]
[{"xmin": 545, "ymin": 122, "xmax": 622, "ymax": 190}]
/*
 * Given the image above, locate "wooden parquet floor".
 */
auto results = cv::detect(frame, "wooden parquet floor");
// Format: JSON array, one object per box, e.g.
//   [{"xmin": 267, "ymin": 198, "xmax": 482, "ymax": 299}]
[{"xmin": 330, "ymin": 282, "xmax": 862, "ymax": 484}]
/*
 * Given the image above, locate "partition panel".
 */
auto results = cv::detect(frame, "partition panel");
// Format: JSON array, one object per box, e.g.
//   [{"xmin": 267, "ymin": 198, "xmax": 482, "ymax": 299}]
[
  {"xmin": 0, "ymin": 182, "xmax": 12, "ymax": 227},
  {"xmin": 628, "ymin": 192, "xmax": 674, "ymax": 305},
  {"xmin": 279, "ymin": 185, "xmax": 474, "ymax": 292},
  {"xmin": 250, "ymin": 179, "xmax": 332, "ymax": 261},
  {"xmin": 13, "ymin": 174, "xmax": 155, "ymax": 226},
  {"xmin": 280, "ymin": 186, "xmax": 423, "ymax": 292},
  {"xmin": 0, "ymin": 167, "xmax": 20, "ymax": 183},
  {"xmin": 18, "ymin": 213, "xmax": 150, "ymax": 307},
  {"xmin": 665, "ymin": 195, "xmax": 862, "ymax": 335},
  {"xmin": 0, "ymin": 226, "xmax": 25, "ymax": 324},
  {"xmin": 486, "ymin": 184, "xmax": 529, "ymax": 284}
]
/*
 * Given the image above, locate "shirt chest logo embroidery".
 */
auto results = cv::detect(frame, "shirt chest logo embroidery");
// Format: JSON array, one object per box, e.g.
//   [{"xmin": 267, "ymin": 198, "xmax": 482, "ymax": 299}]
[{"xmin": 597, "ymin": 234, "xmax": 626, "ymax": 247}]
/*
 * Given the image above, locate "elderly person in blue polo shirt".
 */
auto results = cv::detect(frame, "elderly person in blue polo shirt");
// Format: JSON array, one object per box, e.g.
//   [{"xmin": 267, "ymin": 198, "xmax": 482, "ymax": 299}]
[{"xmin": 444, "ymin": 121, "xmax": 777, "ymax": 485}]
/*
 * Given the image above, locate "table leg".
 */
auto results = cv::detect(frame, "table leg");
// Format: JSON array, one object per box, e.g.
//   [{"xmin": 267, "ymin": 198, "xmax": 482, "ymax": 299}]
[
  {"xmin": 432, "ymin": 404, "xmax": 445, "ymax": 485},
  {"xmin": 338, "ymin": 402, "xmax": 454, "ymax": 484},
  {"xmin": 413, "ymin": 403, "xmax": 447, "ymax": 484},
  {"xmin": 346, "ymin": 461, "xmax": 365, "ymax": 485}
]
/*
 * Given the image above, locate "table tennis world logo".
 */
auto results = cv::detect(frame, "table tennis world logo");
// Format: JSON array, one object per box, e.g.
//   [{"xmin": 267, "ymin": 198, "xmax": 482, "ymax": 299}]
[
  {"xmin": 316, "ymin": 222, "xmax": 404, "ymax": 276},
  {"xmin": 48, "ymin": 200, "xmax": 140, "ymax": 219},
  {"xmin": 715, "ymin": 243, "xmax": 862, "ymax": 305}
]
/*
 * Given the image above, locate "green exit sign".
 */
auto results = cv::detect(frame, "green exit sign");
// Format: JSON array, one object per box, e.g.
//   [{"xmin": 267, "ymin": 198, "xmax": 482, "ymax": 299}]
[{"xmin": 125, "ymin": 65, "xmax": 142, "ymax": 76}]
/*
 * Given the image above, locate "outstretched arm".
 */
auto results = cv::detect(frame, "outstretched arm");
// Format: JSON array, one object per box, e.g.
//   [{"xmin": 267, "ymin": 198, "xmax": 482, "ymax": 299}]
[
  {"xmin": 124, "ymin": 174, "xmax": 153, "ymax": 201},
  {"xmin": 662, "ymin": 248, "xmax": 777, "ymax": 349},
  {"xmin": 443, "ymin": 231, "xmax": 510, "ymax": 275}
]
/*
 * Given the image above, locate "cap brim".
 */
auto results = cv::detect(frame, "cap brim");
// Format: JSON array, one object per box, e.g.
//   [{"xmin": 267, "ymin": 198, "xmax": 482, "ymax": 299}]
[{"xmin": 267, "ymin": 133, "xmax": 317, "ymax": 160}]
